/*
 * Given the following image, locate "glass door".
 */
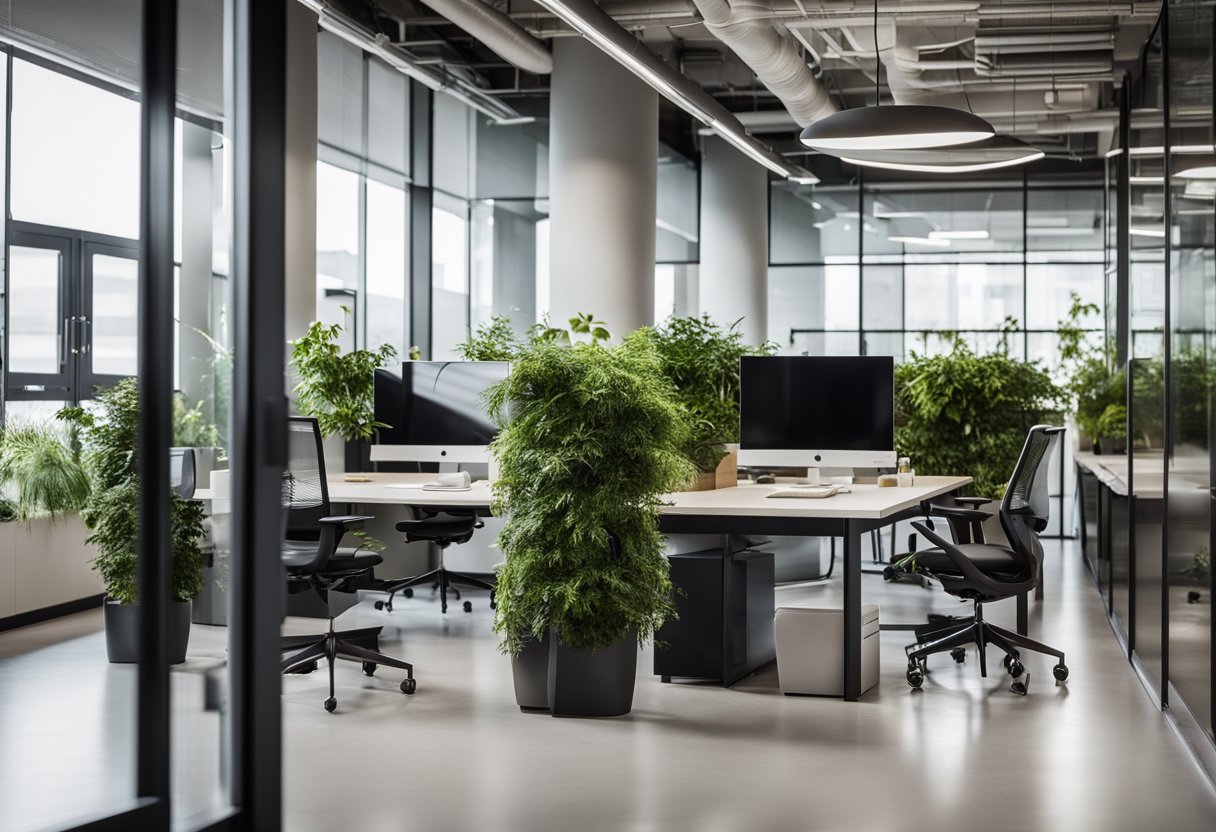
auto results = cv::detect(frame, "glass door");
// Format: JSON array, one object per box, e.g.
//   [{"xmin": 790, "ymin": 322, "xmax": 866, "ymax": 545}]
[
  {"xmin": 82, "ymin": 242, "xmax": 139, "ymax": 392},
  {"xmin": 4, "ymin": 229, "xmax": 74, "ymax": 404}
]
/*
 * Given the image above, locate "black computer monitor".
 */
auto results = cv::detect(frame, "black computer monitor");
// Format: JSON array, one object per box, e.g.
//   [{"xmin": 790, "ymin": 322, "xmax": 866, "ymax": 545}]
[
  {"xmin": 372, "ymin": 361, "xmax": 510, "ymax": 464},
  {"xmin": 737, "ymin": 355, "xmax": 896, "ymax": 469}
]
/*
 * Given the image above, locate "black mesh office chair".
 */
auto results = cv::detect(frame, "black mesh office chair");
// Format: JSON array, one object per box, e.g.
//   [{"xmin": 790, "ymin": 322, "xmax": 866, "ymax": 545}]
[
  {"xmin": 903, "ymin": 425, "xmax": 1069, "ymax": 694},
  {"xmin": 279, "ymin": 417, "xmax": 417, "ymax": 712},
  {"xmin": 375, "ymin": 511, "xmax": 496, "ymax": 614},
  {"xmin": 169, "ymin": 448, "xmax": 197, "ymax": 499}
]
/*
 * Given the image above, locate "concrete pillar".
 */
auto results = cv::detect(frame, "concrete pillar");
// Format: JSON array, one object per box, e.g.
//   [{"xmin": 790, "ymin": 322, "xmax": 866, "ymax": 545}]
[
  {"xmin": 284, "ymin": 1, "xmax": 318, "ymax": 355},
  {"xmin": 698, "ymin": 135, "xmax": 769, "ymax": 344},
  {"xmin": 548, "ymin": 38, "xmax": 657, "ymax": 336}
]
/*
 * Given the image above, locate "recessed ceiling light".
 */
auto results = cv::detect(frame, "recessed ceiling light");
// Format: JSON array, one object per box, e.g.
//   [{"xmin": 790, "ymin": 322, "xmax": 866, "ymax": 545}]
[{"xmin": 888, "ymin": 235, "xmax": 950, "ymax": 247}]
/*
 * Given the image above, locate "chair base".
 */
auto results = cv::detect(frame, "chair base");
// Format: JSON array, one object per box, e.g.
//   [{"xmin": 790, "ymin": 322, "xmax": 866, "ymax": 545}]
[
  {"xmin": 377, "ymin": 566, "xmax": 496, "ymax": 615},
  {"xmin": 904, "ymin": 602, "xmax": 1068, "ymax": 692},
  {"xmin": 281, "ymin": 618, "xmax": 416, "ymax": 712}
]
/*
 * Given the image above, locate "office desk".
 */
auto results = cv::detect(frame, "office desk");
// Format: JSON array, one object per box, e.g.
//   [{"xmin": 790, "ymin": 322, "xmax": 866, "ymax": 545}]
[{"xmin": 197, "ymin": 473, "xmax": 971, "ymax": 700}]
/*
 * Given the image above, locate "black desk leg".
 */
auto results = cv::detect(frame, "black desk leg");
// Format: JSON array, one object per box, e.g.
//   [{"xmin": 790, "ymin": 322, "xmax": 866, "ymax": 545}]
[
  {"xmin": 843, "ymin": 520, "xmax": 861, "ymax": 701},
  {"xmin": 720, "ymin": 533, "xmax": 734, "ymax": 687}
]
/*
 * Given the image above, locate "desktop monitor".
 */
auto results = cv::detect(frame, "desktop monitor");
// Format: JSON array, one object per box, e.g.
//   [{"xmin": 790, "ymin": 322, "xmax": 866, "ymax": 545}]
[
  {"xmin": 738, "ymin": 355, "xmax": 896, "ymax": 470},
  {"xmin": 371, "ymin": 360, "xmax": 510, "ymax": 464}
]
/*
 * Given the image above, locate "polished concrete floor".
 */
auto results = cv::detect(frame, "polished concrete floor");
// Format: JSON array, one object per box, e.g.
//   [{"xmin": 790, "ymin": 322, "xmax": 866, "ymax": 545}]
[{"xmin": 2, "ymin": 541, "xmax": 1215, "ymax": 832}]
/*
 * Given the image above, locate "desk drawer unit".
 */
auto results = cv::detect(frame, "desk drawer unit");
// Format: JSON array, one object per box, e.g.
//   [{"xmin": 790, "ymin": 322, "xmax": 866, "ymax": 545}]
[{"xmin": 775, "ymin": 604, "xmax": 880, "ymax": 697}]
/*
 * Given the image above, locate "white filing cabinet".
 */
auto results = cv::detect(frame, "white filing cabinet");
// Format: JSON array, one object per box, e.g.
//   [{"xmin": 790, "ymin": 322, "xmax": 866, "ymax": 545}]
[{"xmin": 774, "ymin": 604, "xmax": 880, "ymax": 697}]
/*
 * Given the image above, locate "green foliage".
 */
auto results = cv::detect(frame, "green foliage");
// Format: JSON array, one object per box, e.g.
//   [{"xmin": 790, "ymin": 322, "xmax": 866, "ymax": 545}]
[
  {"xmin": 172, "ymin": 392, "xmax": 220, "ymax": 448},
  {"xmin": 0, "ymin": 497, "xmax": 18, "ymax": 523},
  {"xmin": 487, "ymin": 334, "xmax": 696, "ymax": 655},
  {"xmin": 530, "ymin": 312, "xmax": 612, "ymax": 347},
  {"xmin": 1184, "ymin": 546, "xmax": 1210, "ymax": 585},
  {"xmin": 290, "ymin": 313, "xmax": 398, "ymax": 441},
  {"xmin": 457, "ymin": 315, "xmax": 522, "ymax": 361},
  {"xmin": 895, "ymin": 336, "xmax": 1064, "ymax": 498},
  {"xmin": 1055, "ymin": 293, "xmax": 1125, "ymax": 442},
  {"xmin": 57, "ymin": 378, "xmax": 206, "ymax": 604},
  {"xmin": 638, "ymin": 315, "xmax": 777, "ymax": 473},
  {"xmin": 1095, "ymin": 404, "xmax": 1128, "ymax": 442},
  {"xmin": 0, "ymin": 423, "xmax": 90, "ymax": 520}
]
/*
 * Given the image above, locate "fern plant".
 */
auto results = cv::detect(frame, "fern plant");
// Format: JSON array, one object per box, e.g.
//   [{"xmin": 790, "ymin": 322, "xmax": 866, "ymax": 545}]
[
  {"xmin": 58, "ymin": 379, "xmax": 206, "ymax": 605},
  {"xmin": 290, "ymin": 314, "xmax": 398, "ymax": 441},
  {"xmin": 640, "ymin": 315, "xmax": 776, "ymax": 473},
  {"xmin": 487, "ymin": 334, "xmax": 695, "ymax": 655},
  {"xmin": 0, "ymin": 423, "xmax": 91, "ymax": 520}
]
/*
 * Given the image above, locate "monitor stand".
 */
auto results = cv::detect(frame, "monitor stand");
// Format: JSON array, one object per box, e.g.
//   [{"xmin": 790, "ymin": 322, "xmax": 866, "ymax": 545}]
[{"xmin": 799, "ymin": 467, "xmax": 855, "ymax": 486}]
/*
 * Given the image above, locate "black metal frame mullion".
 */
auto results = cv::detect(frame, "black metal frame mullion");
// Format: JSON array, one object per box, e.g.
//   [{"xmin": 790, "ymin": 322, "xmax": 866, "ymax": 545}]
[
  {"xmin": 1160, "ymin": 0, "xmax": 1172, "ymax": 710},
  {"xmin": 134, "ymin": 0, "xmax": 176, "ymax": 823},
  {"xmin": 409, "ymin": 81, "xmax": 433, "ymax": 359},
  {"xmin": 228, "ymin": 0, "xmax": 288, "ymax": 828}
]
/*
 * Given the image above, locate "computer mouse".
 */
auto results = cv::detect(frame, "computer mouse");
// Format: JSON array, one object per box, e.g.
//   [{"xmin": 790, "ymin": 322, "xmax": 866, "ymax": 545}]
[{"xmin": 755, "ymin": 473, "xmax": 775, "ymax": 484}]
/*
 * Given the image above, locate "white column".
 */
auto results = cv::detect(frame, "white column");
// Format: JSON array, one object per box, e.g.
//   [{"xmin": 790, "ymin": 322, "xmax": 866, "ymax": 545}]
[
  {"xmin": 284, "ymin": 0, "xmax": 318, "ymax": 354},
  {"xmin": 698, "ymin": 135, "xmax": 769, "ymax": 343},
  {"xmin": 548, "ymin": 38, "xmax": 657, "ymax": 335}
]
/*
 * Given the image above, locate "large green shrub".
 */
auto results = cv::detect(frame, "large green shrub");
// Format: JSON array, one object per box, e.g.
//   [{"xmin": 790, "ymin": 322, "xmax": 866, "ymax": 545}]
[
  {"xmin": 58, "ymin": 379, "xmax": 206, "ymax": 605},
  {"xmin": 290, "ymin": 315, "xmax": 397, "ymax": 441},
  {"xmin": 896, "ymin": 335, "xmax": 1063, "ymax": 498},
  {"xmin": 487, "ymin": 335, "xmax": 695, "ymax": 655},
  {"xmin": 1056, "ymin": 293, "xmax": 1124, "ymax": 443},
  {"xmin": 0, "ymin": 423, "xmax": 90, "ymax": 520},
  {"xmin": 638, "ymin": 315, "xmax": 776, "ymax": 473}
]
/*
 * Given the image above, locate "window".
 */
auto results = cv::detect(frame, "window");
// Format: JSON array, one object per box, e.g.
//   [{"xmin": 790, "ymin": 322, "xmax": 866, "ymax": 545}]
[
  {"xmin": 315, "ymin": 161, "xmax": 361, "ymax": 349},
  {"xmin": 365, "ymin": 179, "xmax": 409, "ymax": 355},
  {"xmin": 10, "ymin": 59, "xmax": 140, "ymax": 239},
  {"xmin": 431, "ymin": 195, "xmax": 470, "ymax": 360}
]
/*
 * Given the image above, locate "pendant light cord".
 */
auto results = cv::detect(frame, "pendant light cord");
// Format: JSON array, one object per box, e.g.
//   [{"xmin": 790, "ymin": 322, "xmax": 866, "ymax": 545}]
[{"xmin": 873, "ymin": 0, "xmax": 880, "ymax": 105}]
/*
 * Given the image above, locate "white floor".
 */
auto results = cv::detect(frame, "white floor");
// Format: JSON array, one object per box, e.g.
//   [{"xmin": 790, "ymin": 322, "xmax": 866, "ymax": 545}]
[{"xmin": 3, "ymin": 540, "xmax": 1215, "ymax": 832}]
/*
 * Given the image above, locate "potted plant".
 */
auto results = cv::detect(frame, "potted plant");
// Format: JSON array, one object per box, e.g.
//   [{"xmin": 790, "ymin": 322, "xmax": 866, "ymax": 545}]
[
  {"xmin": 289, "ymin": 313, "xmax": 397, "ymax": 473},
  {"xmin": 0, "ymin": 423, "xmax": 91, "ymax": 520},
  {"xmin": 640, "ymin": 315, "xmax": 775, "ymax": 488},
  {"xmin": 173, "ymin": 390, "xmax": 223, "ymax": 488},
  {"xmin": 59, "ymin": 379, "xmax": 206, "ymax": 664},
  {"xmin": 895, "ymin": 326, "xmax": 1063, "ymax": 506},
  {"xmin": 488, "ymin": 334, "xmax": 694, "ymax": 716}
]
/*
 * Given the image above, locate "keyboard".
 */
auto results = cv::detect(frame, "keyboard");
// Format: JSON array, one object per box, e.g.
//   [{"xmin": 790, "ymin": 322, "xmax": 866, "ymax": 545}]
[{"xmin": 767, "ymin": 486, "xmax": 838, "ymax": 499}]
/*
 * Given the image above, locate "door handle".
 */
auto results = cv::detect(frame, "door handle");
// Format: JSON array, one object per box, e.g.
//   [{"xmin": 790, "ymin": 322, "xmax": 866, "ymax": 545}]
[
  {"xmin": 61, "ymin": 317, "xmax": 71, "ymax": 364},
  {"xmin": 79, "ymin": 318, "xmax": 91, "ymax": 355}
]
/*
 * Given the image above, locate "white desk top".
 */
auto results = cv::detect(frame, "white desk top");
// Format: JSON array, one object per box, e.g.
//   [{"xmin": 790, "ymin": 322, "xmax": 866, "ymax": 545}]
[{"xmin": 198, "ymin": 472, "xmax": 971, "ymax": 520}]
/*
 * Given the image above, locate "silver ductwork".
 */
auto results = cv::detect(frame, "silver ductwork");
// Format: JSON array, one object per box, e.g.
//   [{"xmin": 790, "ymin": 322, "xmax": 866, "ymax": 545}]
[
  {"xmin": 380, "ymin": 0, "xmax": 553, "ymax": 74},
  {"xmin": 690, "ymin": 0, "xmax": 837, "ymax": 127}
]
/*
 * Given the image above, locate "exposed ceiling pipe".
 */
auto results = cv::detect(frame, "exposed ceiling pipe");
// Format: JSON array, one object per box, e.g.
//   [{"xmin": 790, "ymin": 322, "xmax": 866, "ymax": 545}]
[
  {"xmin": 378, "ymin": 0, "xmax": 553, "ymax": 74},
  {"xmin": 690, "ymin": 0, "xmax": 838, "ymax": 127},
  {"xmin": 297, "ymin": 0, "xmax": 521, "ymax": 121}
]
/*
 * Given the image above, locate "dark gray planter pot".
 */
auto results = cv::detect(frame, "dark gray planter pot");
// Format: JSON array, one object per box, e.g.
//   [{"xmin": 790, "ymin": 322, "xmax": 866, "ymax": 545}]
[
  {"xmin": 104, "ymin": 599, "xmax": 192, "ymax": 665},
  {"xmin": 547, "ymin": 629, "xmax": 638, "ymax": 718},
  {"xmin": 510, "ymin": 630, "xmax": 552, "ymax": 712}
]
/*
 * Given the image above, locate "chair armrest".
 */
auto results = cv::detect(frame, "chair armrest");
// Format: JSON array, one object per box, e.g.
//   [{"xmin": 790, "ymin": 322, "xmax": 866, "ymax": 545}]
[
  {"xmin": 319, "ymin": 515, "xmax": 373, "ymax": 528},
  {"xmin": 926, "ymin": 503, "xmax": 992, "ymax": 522},
  {"xmin": 910, "ymin": 521, "xmax": 1005, "ymax": 596},
  {"xmin": 314, "ymin": 516, "xmax": 374, "ymax": 570},
  {"xmin": 952, "ymin": 497, "xmax": 993, "ymax": 508}
]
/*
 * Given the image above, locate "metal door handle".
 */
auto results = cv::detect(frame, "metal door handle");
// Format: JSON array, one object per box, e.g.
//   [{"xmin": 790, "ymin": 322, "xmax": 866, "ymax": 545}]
[
  {"xmin": 80, "ymin": 318, "xmax": 91, "ymax": 355},
  {"xmin": 61, "ymin": 317, "xmax": 70, "ymax": 364}
]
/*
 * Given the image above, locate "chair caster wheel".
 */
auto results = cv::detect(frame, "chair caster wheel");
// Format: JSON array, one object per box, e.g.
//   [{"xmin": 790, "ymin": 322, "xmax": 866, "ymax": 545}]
[
  {"xmin": 374, "ymin": 601, "xmax": 385, "ymax": 611},
  {"xmin": 1007, "ymin": 659, "xmax": 1024, "ymax": 679},
  {"xmin": 906, "ymin": 662, "xmax": 924, "ymax": 689},
  {"xmin": 1010, "ymin": 679, "xmax": 1028, "ymax": 696},
  {"xmin": 463, "ymin": 601, "xmax": 473, "ymax": 613},
  {"xmin": 1001, "ymin": 651, "xmax": 1018, "ymax": 669},
  {"xmin": 324, "ymin": 697, "xmax": 337, "ymax": 712},
  {"xmin": 401, "ymin": 677, "xmax": 417, "ymax": 695},
  {"xmin": 1187, "ymin": 591, "xmax": 1201, "ymax": 604},
  {"xmin": 1053, "ymin": 664, "xmax": 1069, "ymax": 682},
  {"xmin": 950, "ymin": 648, "xmax": 966, "ymax": 664},
  {"xmin": 882, "ymin": 566, "xmax": 896, "ymax": 582},
  {"xmin": 403, "ymin": 588, "xmax": 414, "ymax": 599},
  {"xmin": 362, "ymin": 662, "xmax": 377, "ymax": 677}
]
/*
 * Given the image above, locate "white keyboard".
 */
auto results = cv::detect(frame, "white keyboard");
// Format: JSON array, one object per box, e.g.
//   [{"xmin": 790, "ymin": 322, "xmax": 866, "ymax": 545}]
[{"xmin": 767, "ymin": 486, "xmax": 838, "ymax": 499}]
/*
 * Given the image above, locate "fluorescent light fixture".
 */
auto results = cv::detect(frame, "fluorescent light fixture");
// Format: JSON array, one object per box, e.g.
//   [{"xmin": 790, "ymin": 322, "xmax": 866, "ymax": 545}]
[
  {"xmin": 1173, "ymin": 165, "xmax": 1216, "ymax": 180},
  {"xmin": 800, "ymin": 105, "xmax": 994, "ymax": 152},
  {"xmin": 1026, "ymin": 227, "xmax": 1094, "ymax": 237},
  {"xmin": 1128, "ymin": 144, "xmax": 1215, "ymax": 156},
  {"xmin": 1130, "ymin": 226, "xmax": 1166, "ymax": 238},
  {"xmin": 929, "ymin": 229, "xmax": 989, "ymax": 240},
  {"xmin": 1129, "ymin": 175, "xmax": 1164, "ymax": 185},
  {"xmin": 789, "ymin": 176, "xmax": 820, "ymax": 185},
  {"xmin": 530, "ymin": 0, "xmax": 816, "ymax": 183},
  {"xmin": 889, "ymin": 235, "xmax": 950, "ymax": 247},
  {"xmin": 872, "ymin": 210, "xmax": 928, "ymax": 219},
  {"xmin": 490, "ymin": 116, "xmax": 538, "ymax": 126}
]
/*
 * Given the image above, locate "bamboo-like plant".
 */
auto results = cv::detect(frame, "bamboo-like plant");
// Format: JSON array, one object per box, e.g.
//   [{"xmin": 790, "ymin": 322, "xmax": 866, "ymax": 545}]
[
  {"xmin": 487, "ymin": 334, "xmax": 695, "ymax": 655},
  {"xmin": 58, "ymin": 379, "xmax": 205, "ymax": 605},
  {"xmin": 0, "ymin": 423, "xmax": 91, "ymax": 520},
  {"xmin": 639, "ymin": 315, "xmax": 776, "ymax": 474},
  {"xmin": 289, "ymin": 314, "xmax": 398, "ymax": 441}
]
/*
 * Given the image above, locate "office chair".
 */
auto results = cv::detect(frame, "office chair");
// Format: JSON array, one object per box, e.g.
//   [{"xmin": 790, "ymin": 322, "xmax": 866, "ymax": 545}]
[
  {"xmin": 902, "ymin": 425, "xmax": 1069, "ymax": 694},
  {"xmin": 375, "ymin": 510, "xmax": 496, "ymax": 614},
  {"xmin": 169, "ymin": 447, "xmax": 197, "ymax": 499},
  {"xmin": 279, "ymin": 417, "xmax": 417, "ymax": 712}
]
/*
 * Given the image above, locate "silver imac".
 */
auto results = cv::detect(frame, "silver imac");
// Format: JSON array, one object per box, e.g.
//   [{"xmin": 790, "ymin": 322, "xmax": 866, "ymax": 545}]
[
  {"xmin": 370, "ymin": 361, "xmax": 509, "ymax": 465},
  {"xmin": 737, "ymin": 356, "xmax": 897, "ymax": 478}
]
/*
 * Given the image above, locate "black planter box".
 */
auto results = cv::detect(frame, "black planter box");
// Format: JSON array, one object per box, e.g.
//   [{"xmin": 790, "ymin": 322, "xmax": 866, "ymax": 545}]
[
  {"xmin": 547, "ymin": 629, "xmax": 638, "ymax": 718},
  {"xmin": 510, "ymin": 630, "xmax": 551, "ymax": 711},
  {"xmin": 104, "ymin": 599, "xmax": 192, "ymax": 664}
]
